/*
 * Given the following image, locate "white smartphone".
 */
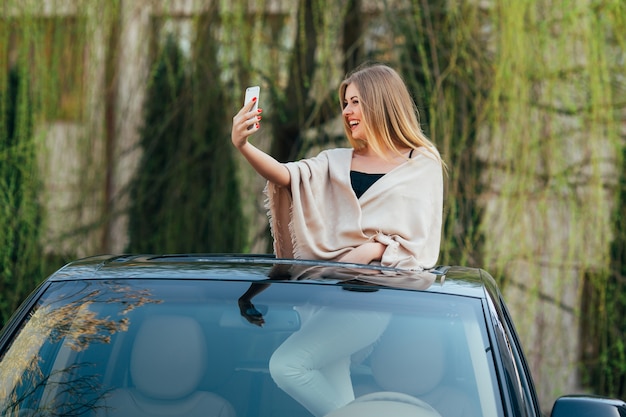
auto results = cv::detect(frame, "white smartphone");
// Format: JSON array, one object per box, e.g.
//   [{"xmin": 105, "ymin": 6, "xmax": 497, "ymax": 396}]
[{"xmin": 244, "ymin": 86, "xmax": 260, "ymax": 129}]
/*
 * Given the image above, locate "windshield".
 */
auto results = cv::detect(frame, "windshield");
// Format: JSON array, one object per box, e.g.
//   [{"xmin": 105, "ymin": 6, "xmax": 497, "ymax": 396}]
[{"xmin": 0, "ymin": 278, "xmax": 500, "ymax": 417}]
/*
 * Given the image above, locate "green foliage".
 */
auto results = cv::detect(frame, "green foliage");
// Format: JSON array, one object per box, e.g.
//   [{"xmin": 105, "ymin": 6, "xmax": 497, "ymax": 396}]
[
  {"xmin": 479, "ymin": 0, "xmax": 625, "ymax": 400},
  {"xmin": 581, "ymin": 142, "xmax": 626, "ymax": 399},
  {"xmin": 127, "ymin": 36, "xmax": 187, "ymax": 252},
  {"xmin": 0, "ymin": 67, "xmax": 45, "ymax": 323},
  {"xmin": 127, "ymin": 22, "xmax": 246, "ymax": 253},
  {"xmin": 384, "ymin": 0, "xmax": 491, "ymax": 266}
]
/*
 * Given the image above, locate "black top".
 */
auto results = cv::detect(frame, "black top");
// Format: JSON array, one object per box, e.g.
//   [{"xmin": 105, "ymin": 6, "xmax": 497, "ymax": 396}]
[
  {"xmin": 350, "ymin": 149, "xmax": 414, "ymax": 198},
  {"xmin": 350, "ymin": 171, "xmax": 385, "ymax": 198}
]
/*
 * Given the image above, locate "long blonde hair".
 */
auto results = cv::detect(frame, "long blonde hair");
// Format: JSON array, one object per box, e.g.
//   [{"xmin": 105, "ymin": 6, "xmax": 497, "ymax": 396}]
[{"xmin": 339, "ymin": 63, "xmax": 443, "ymax": 164}]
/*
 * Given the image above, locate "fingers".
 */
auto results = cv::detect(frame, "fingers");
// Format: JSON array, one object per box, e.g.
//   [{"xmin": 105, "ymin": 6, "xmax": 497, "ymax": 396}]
[
  {"xmin": 236, "ymin": 97, "xmax": 258, "ymax": 118},
  {"xmin": 234, "ymin": 99, "xmax": 262, "ymax": 126},
  {"xmin": 241, "ymin": 107, "xmax": 262, "ymax": 124},
  {"xmin": 232, "ymin": 104, "xmax": 262, "ymax": 148},
  {"xmin": 244, "ymin": 96, "xmax": 257, "ymax": 111},
  {"xmin": 234, "ymin": 111, "xmax": 261, "ymax": 132}
]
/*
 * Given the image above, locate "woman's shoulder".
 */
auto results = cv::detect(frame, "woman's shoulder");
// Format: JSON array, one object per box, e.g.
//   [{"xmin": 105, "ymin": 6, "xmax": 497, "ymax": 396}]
[
  {"xmin": 412, "ymin": 146, "xmax": 442, "ymax": 165},
  {"xmin": 318, "ymin": 147, "xmax": 352, "ymax": 157},
  {"xmin": 289, "ymin": 148, "xmax": 351, "ymax": 174},
  {"xmin": 404, "ymin": 147, "xmax": 444, "ymax": 177},
  {"xmin": 296, "ymin": 147, "xmax": 351, "ymax": 159},
  {"xmin": 306, "ymin": 147, "xmax": 352, "ymax": 164}
]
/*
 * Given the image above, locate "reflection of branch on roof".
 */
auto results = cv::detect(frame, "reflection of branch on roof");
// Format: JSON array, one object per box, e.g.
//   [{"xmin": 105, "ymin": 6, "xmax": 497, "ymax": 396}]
[
  {"xmin": 0, "ymin": 282, "xmax": 162, "ymax": 410},
  {"xmin": 2, "ymin": 363, "xmax": 112, "ymax": 416},
  {"xmin": 49, "ymin": 300, "xmax": 130, "ymax": 350},
  {"xmin": 46, "ymin": 284, "xmax": 162, "ymax": 351}
]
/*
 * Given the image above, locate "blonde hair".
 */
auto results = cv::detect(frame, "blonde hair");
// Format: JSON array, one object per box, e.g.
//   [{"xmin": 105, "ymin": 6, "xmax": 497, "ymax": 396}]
[{"xmin": 339, "ymin": 63, "xmax": 443, "ymax": 164}]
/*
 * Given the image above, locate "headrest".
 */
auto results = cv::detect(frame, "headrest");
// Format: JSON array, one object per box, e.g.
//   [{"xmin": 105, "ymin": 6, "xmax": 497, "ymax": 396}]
[
  {"xmin": 369, "ymin": 319, "xmax": 446, "ymax": 396},
  {"xmin": 131, "ymin": 315, "xmax": 207, "ymax": 399}
]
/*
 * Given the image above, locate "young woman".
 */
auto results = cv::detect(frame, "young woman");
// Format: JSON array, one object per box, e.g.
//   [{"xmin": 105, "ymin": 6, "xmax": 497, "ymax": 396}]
[
  {"xmin": 231, "ymin": 63, "xmax": 444, "ymax": 416},
  {"xmin": 231, "ymin": 63, "xmax": 444, "ymax": 271}
]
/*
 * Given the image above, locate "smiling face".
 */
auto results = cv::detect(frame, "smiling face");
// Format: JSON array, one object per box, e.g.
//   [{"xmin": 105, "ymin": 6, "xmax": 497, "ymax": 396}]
[{"xmin": 342, "ymin": 83, "xmax": 367, "ymax": 142}]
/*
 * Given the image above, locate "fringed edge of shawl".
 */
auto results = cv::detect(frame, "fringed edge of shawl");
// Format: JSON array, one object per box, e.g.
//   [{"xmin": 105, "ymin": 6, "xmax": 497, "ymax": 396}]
[
  {"xmin": 264, "ymin": 180, "xmax": 302, "ymax": 259},
  {"xmin": 263, "ymin": 182, "xmax": 279, "ymax": 256}
]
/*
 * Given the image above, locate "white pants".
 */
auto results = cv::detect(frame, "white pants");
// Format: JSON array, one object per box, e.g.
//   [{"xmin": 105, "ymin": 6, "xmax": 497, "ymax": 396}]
[{"xmin": 269, "ymin": 307, "xmax": 391, "ymax": 417}]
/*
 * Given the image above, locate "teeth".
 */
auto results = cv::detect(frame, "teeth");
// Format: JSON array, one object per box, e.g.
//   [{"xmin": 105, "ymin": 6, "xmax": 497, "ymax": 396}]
[{"xmin": 349, "ymin": 121, "xmax": 359, "ymax": 126}]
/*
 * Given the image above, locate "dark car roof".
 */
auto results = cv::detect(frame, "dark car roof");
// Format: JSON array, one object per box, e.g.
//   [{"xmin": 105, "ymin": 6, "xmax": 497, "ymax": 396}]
[{"xmin": 47, "ymin": 254, "xmax": 497, "ymax": 300}]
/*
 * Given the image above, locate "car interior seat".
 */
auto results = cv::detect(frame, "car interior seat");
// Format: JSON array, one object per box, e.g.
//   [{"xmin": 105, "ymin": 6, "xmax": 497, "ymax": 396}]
[
  {"xmin": 100, "ymin": 315, "xmax": 236, "ymax": 417},
  {"xmin": 355, "ymin": 317, "xmax": 480, "ymax": 417}
]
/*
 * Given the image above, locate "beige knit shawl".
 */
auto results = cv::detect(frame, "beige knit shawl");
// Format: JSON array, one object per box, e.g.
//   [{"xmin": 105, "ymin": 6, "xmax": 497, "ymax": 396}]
[{"xmin": 265, "ymin": 148, "xmax": 443, "ymax": 270}]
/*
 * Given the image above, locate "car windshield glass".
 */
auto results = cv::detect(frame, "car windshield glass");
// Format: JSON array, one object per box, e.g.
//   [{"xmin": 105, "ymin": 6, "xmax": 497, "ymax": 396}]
[{"xmin": 0, "ymin": 278, "xmax": 500, "ymax": 417}]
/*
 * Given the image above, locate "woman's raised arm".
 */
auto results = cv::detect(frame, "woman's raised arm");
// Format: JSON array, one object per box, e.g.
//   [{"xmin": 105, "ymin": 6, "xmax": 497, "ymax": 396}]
[{"xmin": 231, "ymin": 99, "xmax": 290, "ymax": 187}]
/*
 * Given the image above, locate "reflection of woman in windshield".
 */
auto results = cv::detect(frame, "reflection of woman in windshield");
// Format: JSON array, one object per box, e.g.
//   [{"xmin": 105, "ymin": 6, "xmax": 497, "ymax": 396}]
[
  {"xmin": 238, "ymin": 282, "xmax": 270, "ymax": 327},
  {"xmin": 232, "ymin": 63, "xmax": 444, "ymax": 416},
  {"xmin": 238, "ymin": 264, "xmax": 437, "ymax": 416},
  {"xmin": 237, "ymin": 268, "xmax": 391, "ymax": 417}
]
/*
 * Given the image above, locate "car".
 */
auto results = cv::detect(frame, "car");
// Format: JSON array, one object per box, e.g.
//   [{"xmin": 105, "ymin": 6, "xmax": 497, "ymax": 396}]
[{"xmin": 0, "ymin": 254, "xmax": 624, "ymax": 417}]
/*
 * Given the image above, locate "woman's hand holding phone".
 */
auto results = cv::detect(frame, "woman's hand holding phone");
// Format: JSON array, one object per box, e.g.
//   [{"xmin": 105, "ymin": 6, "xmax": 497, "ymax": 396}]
[
  {"xmin": 230, "ymin": 86, "xmax": 290, "ymax": 187},
  {"xmin": 231, "ymin": 86, "xmax": 262, "ymax": 149}
]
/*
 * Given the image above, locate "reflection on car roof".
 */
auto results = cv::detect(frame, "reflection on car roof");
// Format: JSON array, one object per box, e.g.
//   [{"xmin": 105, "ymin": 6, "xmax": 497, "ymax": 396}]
[{"xmin": 48, "ymin": 254, "xmax": 493, "ymax": 299}]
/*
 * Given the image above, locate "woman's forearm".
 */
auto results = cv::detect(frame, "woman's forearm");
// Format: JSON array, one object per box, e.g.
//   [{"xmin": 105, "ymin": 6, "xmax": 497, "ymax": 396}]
[
  {"xmin": 338, "ymin": 242, "xmax": 386, "ymax": 265},
  {"xmin": 237, "ymin": 142, "xmax": 291, "ymax": 187}
]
